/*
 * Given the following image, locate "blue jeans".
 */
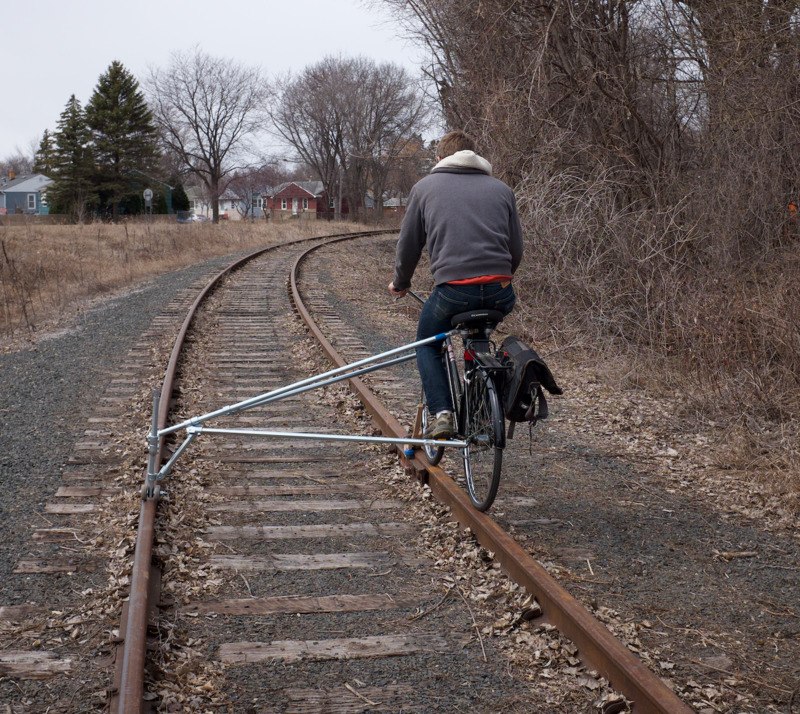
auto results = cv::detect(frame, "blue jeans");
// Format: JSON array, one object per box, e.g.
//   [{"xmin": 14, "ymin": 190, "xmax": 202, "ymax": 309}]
[{"xmin": 417, "ymin": 282, "xmax": 516, "ymax": 414}]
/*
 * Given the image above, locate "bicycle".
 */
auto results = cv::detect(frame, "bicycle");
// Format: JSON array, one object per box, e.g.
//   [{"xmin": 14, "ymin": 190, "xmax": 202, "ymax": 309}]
[{"xmin": 409, "ymin": 291, "xmax": 509, "ymax": 511}]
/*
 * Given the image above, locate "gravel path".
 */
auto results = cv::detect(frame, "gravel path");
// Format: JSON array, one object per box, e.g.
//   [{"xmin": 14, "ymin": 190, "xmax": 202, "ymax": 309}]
[{"xmin": 0, "ymin": 256, "xmax": 236, "ymax": 603}]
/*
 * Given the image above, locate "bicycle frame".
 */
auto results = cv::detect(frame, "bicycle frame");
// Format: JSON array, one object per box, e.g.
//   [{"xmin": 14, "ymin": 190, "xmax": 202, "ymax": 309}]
[
  {"xmin": 441, "ymin": 330, "xmax": 506, "ymax": 450},
  {"xmin": 409, "ymin": 290, "xmax": 506, "ymax": 445}
]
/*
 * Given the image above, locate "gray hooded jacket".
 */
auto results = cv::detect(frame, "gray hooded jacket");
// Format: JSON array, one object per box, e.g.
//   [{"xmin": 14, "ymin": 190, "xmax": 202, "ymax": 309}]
[{"xmin": 393, "ymin": 150, "xmax": 523, "ymax": 290}]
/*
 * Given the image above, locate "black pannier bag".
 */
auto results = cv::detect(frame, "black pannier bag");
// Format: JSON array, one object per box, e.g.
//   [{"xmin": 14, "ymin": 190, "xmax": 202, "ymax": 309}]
[{"xmin": 498, "ymin": 336, "xmax": 563, "ymax": 431}]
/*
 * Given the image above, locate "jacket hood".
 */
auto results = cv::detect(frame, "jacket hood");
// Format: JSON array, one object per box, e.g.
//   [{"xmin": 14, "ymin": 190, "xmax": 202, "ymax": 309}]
[{"xmin": 432, "ymin": 150, "xmax": 493, "ymax": 176}]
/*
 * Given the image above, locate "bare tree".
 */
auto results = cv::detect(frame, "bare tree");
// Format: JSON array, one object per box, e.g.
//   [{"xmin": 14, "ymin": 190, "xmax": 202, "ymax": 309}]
[
  {"xmin": 377, "ymin": 0, "xmax": 800, "ymax": 434},
  {"xmin": 0, "ymin": 148, "xmax": 34, "ymax": 177},
  {"xmin": 674, "ymin": 0, "xmax": 800, "ymax": 252},
  {"xmin": 271, "ymin": 55, "xmax": 430, "ymax": 221},
  {"xmin": 147, "ymin": 49, "xmax": 269, "ymax": 223},
  {"xmin": 348, "ymin": 61, "xmax": 431, "ymax": 216},
  {"xmin": 228, "ymin": 161, "xmax": 285, "ymax": 221},
  {"xmin": 383, "ymin": 2, "xmax": 714, "ymax": 209},
  {"xmin": 271, "ymin": 57, "xmax": 350, "ymax": 219},
  {"xmin": 382, "ymin": 0, "xmax": 800, "ymax": 240},
  {"xmin": 386, "ymin": 136, "xmax": 436, "ymax": 198}
]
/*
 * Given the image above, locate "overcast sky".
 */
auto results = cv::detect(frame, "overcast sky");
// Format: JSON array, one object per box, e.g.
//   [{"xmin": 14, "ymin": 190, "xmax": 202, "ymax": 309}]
[{"xmin": 0, "ymin": 0, "xmax": 429, "ymax": 161}]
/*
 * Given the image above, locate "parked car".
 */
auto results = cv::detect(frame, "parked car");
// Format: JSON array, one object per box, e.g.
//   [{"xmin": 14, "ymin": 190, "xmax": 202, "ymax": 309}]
[{"xmin": 176, "ymin": 211, "xmax": 211, "ymax": 223}]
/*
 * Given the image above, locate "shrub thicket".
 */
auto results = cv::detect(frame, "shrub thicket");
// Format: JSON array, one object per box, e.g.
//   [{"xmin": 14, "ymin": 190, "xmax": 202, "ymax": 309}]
[{"xmin": 384, "ymin": 0, "xmax": 800, "ymax": 470}]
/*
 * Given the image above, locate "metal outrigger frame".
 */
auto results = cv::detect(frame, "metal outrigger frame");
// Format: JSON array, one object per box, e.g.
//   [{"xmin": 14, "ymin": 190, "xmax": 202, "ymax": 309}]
[{"xmin": 144, "ymin": 330, "xmax": 466, "ymax": 498}]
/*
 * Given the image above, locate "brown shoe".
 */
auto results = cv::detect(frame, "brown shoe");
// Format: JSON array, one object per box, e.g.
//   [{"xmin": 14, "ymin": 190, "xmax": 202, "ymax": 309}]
[{"xmin": 424, "ymin": 411, "xmax": 455, "ymax": 440}]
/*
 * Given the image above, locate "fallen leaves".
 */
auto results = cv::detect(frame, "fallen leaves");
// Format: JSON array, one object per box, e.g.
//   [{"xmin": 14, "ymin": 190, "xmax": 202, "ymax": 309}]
[{"xmin": 377, "ymin": 459, "xmax": 633, "ymax": 711}]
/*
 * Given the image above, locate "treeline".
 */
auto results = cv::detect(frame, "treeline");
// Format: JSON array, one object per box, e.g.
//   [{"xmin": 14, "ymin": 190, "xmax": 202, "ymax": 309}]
[
  {"xmin": 147, "ymin": 50, "xmax": 430, "ymax": 222},
  {"xmin": 383, "ymin": 0, "xmax": 800, "ymax": 428},
  {"xmin": 270, "ymin": 56, "xmax": 430, "ymax": 218},
  {"xmin": 13, "ymin": 51, "xmax": 431, "ymax": 224}
]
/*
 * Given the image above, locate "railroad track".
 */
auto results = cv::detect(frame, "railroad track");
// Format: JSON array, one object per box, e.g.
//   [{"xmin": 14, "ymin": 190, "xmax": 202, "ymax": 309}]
[{"xmin": 1, "ymin": 231, "xmax": 697, "ymax": 712}]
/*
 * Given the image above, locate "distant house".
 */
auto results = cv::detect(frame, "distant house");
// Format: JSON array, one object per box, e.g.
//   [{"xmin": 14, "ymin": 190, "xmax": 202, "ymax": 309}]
[
  {"xmin": 365, "ymin": 192, "xmax": 408, "ymax": 217},
  {"xmin": 217, "ymin": 188, "xmax": 241, "ymax": 218},
  {"xmin": 265, "ymin": 181, "xmax": 351, "ymax": 220},
  {"xmin": 0, "ymin": 172, "xmax": 54, "ymax": 215},
  {"xmin": 266, "ymin": 181, "xmax": 325, "ymax": 220},
  {"xmin": 383, "ymin": 196, "xmax": 407, "ymax": 215},
  {"xmin": 185, "ymin": 186, "xmax": 210, "ymax": 217},
  {"xmin": 185, "ymin": 185, "xmax": 241, "ymax": 220},
  {"xmin": 185, "ymin": 179, "xmax": 357, "ymax": 221}
]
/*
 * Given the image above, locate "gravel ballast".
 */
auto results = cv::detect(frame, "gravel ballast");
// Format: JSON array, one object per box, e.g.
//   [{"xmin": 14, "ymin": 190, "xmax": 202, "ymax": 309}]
[
  {"xmin": 311, "ymin": 234, "xmax": 800, "ymax": 713},
  {"xmin": 3, "ymin": 236, "xmax": 798, "ymax": 713},
  {"xmin": 0, "ymin": 256, "xmax": 236, "ymax": 603}
]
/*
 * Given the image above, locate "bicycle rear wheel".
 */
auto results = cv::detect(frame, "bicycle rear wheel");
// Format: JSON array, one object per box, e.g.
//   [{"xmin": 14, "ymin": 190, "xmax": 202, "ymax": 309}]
[{"xmin": 463, "ymin": 369, "xmax": 504, "ymax": 511}]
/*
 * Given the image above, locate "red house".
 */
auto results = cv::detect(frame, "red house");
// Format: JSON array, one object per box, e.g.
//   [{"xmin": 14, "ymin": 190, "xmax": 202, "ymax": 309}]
[
  {"xmin": 266, "ymin": 180, "xmax": 361, "ymax": 220},
  {"xmin": 266, "ymin": 181, "xmax": 332, "ymax": 220}
]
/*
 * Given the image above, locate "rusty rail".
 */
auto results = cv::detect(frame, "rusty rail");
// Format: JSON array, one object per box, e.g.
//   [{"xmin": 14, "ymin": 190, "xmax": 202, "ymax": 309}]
[
  {"xmin": 113, "ymin": 230, "xmax": 393, "ymax": 713},
  {"xmin": 290, "ymin": 239, "xmax": 695, "ymax": 714}
]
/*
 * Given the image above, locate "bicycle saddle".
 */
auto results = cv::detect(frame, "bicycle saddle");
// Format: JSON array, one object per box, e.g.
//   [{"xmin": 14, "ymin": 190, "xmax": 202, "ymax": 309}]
[{"xmin": 450, "ymin": 309, "xmax": 505, "ymax": 328}]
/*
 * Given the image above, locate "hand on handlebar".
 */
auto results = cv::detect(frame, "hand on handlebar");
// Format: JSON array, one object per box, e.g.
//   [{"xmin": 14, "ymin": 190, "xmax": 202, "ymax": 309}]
[{"xmin": 388, "ymin": 281, "xmax": 408, "ymax": 298}]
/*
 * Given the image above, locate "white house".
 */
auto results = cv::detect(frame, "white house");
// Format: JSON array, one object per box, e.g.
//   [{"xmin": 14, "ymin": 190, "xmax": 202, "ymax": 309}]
[{"xmin": 185, "ymin": 185, "xmax": 242, "ymax": 220}]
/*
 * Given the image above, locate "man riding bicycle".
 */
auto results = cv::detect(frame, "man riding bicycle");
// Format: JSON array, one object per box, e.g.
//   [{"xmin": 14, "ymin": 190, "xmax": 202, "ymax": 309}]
[{"xmin": 388, "ymin": 130, "xmax": 524, "ymax": 439}]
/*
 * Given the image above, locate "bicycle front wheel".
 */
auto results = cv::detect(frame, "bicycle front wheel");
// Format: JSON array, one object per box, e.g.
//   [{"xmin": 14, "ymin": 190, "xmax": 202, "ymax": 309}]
[{"xmin": 463, "ymin": 369, "xmax": 504, "ymax": 511}]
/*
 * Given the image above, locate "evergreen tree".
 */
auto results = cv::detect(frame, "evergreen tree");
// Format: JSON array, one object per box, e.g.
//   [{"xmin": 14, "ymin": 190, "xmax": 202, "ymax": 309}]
[
  {"xmin": 49, "ymin": 95, "xmax": 97, "ymax": 221},
  {"xmin": 33, "ymin": 130, "xmax": 57, "ymax": 175},
  {"xmin": 154, "ymin": 191, "xmax": 169, "ymax": 214},
  {"xmin": 172, "ymin": 181, "xmax": 190, "ymax": 212},
  {"xmin": 85, "ymin": 61, "xmax": 159, "ymax": 219}
]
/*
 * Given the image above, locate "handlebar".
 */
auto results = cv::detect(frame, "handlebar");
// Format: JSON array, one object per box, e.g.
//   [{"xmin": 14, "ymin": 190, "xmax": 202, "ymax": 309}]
[{"xmin": 407, "ymin": 290, "xmax": 426, "ymax": 306}]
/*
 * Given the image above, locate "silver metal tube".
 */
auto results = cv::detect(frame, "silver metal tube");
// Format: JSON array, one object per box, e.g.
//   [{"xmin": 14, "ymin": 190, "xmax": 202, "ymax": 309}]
[
  {"xmin": 147, "ymin": 390, "xmax": 160, "ymax": 468},
  {"xmin": 156, "ymin": 432, "xmax": 197, "ymax": 481},
  {"xmin": 186, "ymin": 426, "xmax": 467, "ymax": 450},
  {"xmin": 145, "ymin": 391, "xmax": 161, "ymax": 499},
  {"xmin": 150, "ymin": 329, "xmax": 462, "ymax": 479},
  {"xmin": 234, "ymin": 354, "xmax": 414, "ymax": 412},
  {"xmin": 158, "ymin": 331, "xmax": 452, "ymax": 437}
]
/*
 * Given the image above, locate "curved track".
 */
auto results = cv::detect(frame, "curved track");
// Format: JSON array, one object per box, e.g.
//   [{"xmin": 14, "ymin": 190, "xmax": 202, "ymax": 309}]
[
  {"xmin": 114, "ymin": 231, "xmax": 392, "ymax": 711},
  {"xmin": 107, "ymin": 231, "xmax": 694, "ymax": 712}
]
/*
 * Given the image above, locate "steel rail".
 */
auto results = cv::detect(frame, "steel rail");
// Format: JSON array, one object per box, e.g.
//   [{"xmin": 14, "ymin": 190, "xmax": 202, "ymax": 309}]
[
  {"xmin": 113, "ymin": 229, "xmax": 395, "ymax": 714},
  {"xmin": 290, "ymin": 240, "xmax": 695, "ymax": 714}
]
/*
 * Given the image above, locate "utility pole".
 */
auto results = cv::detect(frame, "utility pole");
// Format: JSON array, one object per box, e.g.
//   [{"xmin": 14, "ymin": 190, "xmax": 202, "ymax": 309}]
[{"xmin": 337, "ymin": 164, "xmax": 343, "ymax": 222}]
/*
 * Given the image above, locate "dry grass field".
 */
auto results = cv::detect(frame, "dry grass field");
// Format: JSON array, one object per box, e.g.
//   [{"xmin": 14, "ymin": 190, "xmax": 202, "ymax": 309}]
[{"xmin": 0, "ymin": 219, "xmax": 368, "ymax": 345}]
